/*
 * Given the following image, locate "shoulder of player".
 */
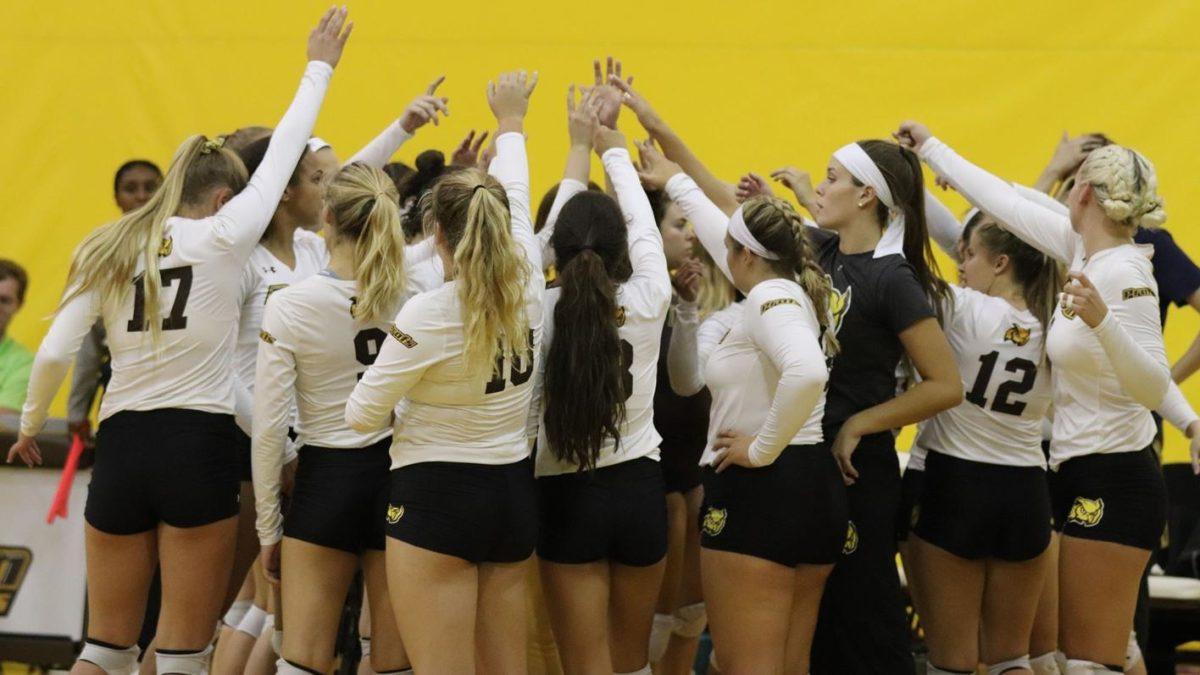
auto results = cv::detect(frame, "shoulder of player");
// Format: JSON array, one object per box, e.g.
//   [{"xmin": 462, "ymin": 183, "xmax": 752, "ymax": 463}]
[
  {"xmin": 746, "ymin": 279, "xmax": 813, "ymax": 318},
  {"xmin": 1090, "ymin": 246, "xmax": 1156, "ymax": 300}
]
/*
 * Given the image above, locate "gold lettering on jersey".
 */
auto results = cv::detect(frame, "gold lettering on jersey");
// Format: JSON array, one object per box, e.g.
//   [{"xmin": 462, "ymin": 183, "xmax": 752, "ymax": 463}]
[
  {"xmin": 615, "ymin": 305, "xmax": 627, "ymax": 327},
  {"xmin": 259, "ymin": 330, "xmax": 276, "ymax": 344},
  {"xmin": 0, "ymin": 547, "xmax": 33, "ymax": 617},
  {"xmin": 701, "ymin": 507, "xmax": 727, "ymax": 536},
  {"xmin": 389, "ymin": 325, "xmax": 418, "ymax": 349},
  {"xmin": 1003, "ymin": 323, "xmax": 1031, "ymax": 347},
  {"xmin": 828, "ymin": 277, "xmax": 852, "ymax": 335},
  {"xmin": 386, "ymin": 504, "xmax": 405, "ymax": 524},
  {"xmin": 842, "ymin": 521, "xmax": 859, "ymax": 555},
  {"xmin": 1061, "ymin": 305, "xmax": 1077, "ymax": 320},
  {"xmin": 265, "ymin": 284, "xmax": 288, "ymax": 302},
  {"xmin": 760, "ymin": 298, "xmax": 800, "ymax": 314},
  {"xmin": 1067, "ymin": 497, "xmax": 1104, "ymax": 527},
  {"xmin": 157, "ymin": 237, "xmax": 173, "ymax": 257},
  {"xmin": 1122, "ymin": 286, "xmax": 1155, "ymax": 301}
]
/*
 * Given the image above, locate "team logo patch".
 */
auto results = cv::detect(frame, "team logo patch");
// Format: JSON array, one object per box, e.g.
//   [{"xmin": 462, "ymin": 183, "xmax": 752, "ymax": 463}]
[
  {"xmin": 259, "ymin": 330, "xmax": 276, "ymax": 344},
  {"xmin": 1004, "ymin": 323, "xmax": 1031, "ymax": 346},
  {"xmin": 1061, "ymin": 304, "xmax": 1077, "ymax": 320},
  {"xmin": 1067, "ymin": 497, "xmax": 1105, "ymax": 528},
  {"xmin": 829, "ymin": 279, "xmax": 852, "ymax": 335},
  {"xmin": 157, "ymin": 237, "xmax": 173, "ymax": 257},
  {"xmin": 0, "ymin": 547, "xmax": 33, "ymax": 617},
  {"xmin": 386, "ymin": 504, "xmax": 405, "ymax": 524},
  {"xmin": 701, "ymin": 507, "xmax": 727, "ymax": 536},
  {"xmin": 615, "ymin": 305, "xmax": 627, "ymax": 327},
  {"xmin": 843, "ymin": 521, "xmax": 859, "ymax": 555},
  {"xmin": 760, "ymin": 297, "xmax": 800, "ymax": 314},
  {"xmin": 349, "ymin": 296, "xmax": 359, "ymax": 317},
  {"xmin": 1122, "ymin": 286, "xmax": 1155, "ymax": 300},
  {"xmin": 388, "ymin": 324, "xmax": 418, "ymax": 349}
]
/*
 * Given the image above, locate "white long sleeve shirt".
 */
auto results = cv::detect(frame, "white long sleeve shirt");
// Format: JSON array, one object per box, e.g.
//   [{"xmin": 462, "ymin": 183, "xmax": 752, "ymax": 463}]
[
  {"xmin": 21, "ymin": 61, "xmax": 334, "ymax": 437},
  {"xmin": 921, "ymin": 137, "xmax": 1171, "ymax": 466},
  {"xmin": 534, "ymin": 148, "xmax": 672, "ymax": 476},
  {"xmin": 251, "ymin": 272, "xmax": 420, "ymax": 545},
  {"xmin": 667, "ymin": 299, "xmax": 742, "ymax": 398},
  {"xmin": 344, "ymin": 132, "xmax": 544, "ymax": 469}
]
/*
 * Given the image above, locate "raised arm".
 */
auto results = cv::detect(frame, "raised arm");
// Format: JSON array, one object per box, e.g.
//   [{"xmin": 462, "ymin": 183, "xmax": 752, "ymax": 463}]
[
  {"xmin": 924, "ymin": 190, "xmax": 966, "ymax": 261},
  {"xmin": 896, "ymin": 122, "xmax": 1078, "ymax": 265},
  {"xmin": 537, "ymin": 85, "xmax": 599, "ymax": 269},
  {"xmin": 662, "ymin": 169, "xmax": 733, "ymax": 282},
  {"xmin": 485, "ymin": 70, "xmax": 540, "ymax": 271},
  {"xmin": 251, "ymin": 299, "xmax": 299, "ymax": 547},
  {"xmin": 611, "ymin": 77, "xmax": 739, "ymax": 215},
  {"xmin": 209, "ymin": 9, "xmax": 349, "ymax": 258},
  {"xmin": 346, "ymin": 76, "xmax": 449, "ymax": 168},
  {"xmin": 598, "ymin": 131, "xmax": 671, "ymax": 312}
]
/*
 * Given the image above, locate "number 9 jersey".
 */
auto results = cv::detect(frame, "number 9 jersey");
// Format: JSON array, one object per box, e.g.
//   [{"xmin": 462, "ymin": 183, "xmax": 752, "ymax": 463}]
[{"xmin": 914, "ymin": 285, "xmax": 1051, "ymax": 467}]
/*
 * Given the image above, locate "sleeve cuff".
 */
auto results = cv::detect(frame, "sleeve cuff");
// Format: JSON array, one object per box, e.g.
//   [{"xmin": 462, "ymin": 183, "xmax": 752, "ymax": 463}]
[
  {"xmin": 600, "ymin": 147, "xmax": 632, "ymax": 165},
  {"xmin": 917, "ymin": 136, "xmax": 946, "ymax": 162},
  {"xmin": 664, "ymin": 172, "xmax": 692, "ymax": 200},
  {"xmin": 305, "ymin": 60, "xmax": 334, "ymax": 77}
]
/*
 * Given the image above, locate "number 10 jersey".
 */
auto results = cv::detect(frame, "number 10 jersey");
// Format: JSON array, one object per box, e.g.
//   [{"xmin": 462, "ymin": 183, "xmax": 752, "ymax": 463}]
[{"xmin": 914, "ymin": 285, "xmax": 1051, "ymax": 467}]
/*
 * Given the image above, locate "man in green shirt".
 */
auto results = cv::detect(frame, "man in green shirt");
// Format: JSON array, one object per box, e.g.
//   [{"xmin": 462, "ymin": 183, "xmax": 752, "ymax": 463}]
[{"xmin": 0, "ymin": 259, "xmax": 32, "ymax": 413}]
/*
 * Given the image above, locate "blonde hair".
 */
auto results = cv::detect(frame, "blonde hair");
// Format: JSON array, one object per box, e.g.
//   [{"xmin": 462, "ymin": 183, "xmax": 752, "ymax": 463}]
[
  {"xmin": 1077, "ymin": 144, "xmax": 1166, "ymax": 229},
  {"xmin": 326, "ymin": 163, "xmax": 408, "ymax": 324},
  {"xmin": 62, "ymin": 135, "xmax": 247, "ymax": 343},
  {"xmin": 740, "ymin": 196, "xmax": 839, "ymax": 355},
  {"xmin": 430, "ymin": 169, "xmax": 530, "ymax": 376},
  {"xmin": 693, "ymin": 242, "xmax": 735, "ymax": 319}
]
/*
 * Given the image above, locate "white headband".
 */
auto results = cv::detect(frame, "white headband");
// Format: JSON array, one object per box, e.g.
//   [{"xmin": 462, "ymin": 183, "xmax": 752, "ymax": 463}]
[
  {"xmin": 307, "ymin": 137, "xmax": 332, "ymax": 153},
  {"xmin": 727, "ymin": 206, "xmax": 780, "ymax": 260},
  {"xmin": 833, "ymin": 142, "xmax": 906, "ymax": 258}
]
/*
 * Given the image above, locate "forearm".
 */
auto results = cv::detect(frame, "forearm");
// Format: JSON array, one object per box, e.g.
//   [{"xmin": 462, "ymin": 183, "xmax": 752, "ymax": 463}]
[
  {"xmin": 667, "ymin": 301, "xmax": 705, "ymax": 396},
  {"xmin": 847, "ymin": 378, "xmax": 962, "ymax": 438},
  {"xmin": 646, "ymin": 119, "xmax": 738, "ymax": 215},
  {"xmin": 1172, "ymin": 332, "xmax": 1200, "ymax": 383}
]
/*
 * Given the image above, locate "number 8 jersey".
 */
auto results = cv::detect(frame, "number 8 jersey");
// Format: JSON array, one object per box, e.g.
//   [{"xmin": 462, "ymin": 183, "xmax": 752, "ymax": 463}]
[{"xmin": 914, "ymin": 285, "xmax": 1051, "ymax": 467}]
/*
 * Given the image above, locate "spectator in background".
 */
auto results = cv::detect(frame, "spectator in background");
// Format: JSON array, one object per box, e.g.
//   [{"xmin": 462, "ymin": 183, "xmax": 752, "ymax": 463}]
[
  {"xmin": 0, "ymin": 259, "xmax": 31, "ymax": 414},
  {"xmin": 67, "ymin": 159, "xmax": 163, "ymax": 445}
]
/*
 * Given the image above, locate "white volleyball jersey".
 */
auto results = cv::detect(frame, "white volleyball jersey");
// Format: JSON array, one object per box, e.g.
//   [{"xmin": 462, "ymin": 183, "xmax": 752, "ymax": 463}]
[
  {"xmin": 915, "ymin": 286, "xmax": 1051, "ymax": 467},
  {"xmin": 701, "ymin": 279, "xmax": 829, "ymax": 466},
  {"xmin": 235, "ymin": 230, "xmax": 329, "ymax": 392},
  {"xmin": 21, "ymin": 61, "xmax": 334, "ymax": 436},
  {"xmin": 534, "ymin": 147, "xmax": 671, "ymax": 476},
  {"xmin": 345, "ymin": 132, "xmax": 545, "ymax": 469},
  {"xmin": 251, "ymin": 273, "xmax": 413, "ymax": 544}
]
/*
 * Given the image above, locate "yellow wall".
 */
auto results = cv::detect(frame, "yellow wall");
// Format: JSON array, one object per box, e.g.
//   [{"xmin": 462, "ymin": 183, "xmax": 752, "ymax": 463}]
[{"xmin": 4, "ymin": 1, "xmax": 1200, "ymax": 460}]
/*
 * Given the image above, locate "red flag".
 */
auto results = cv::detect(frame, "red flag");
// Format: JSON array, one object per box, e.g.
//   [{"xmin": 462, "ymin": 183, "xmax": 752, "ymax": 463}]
[{"xmin": 46, "ymin": 434, "xmax": 85, "ymax": 524}]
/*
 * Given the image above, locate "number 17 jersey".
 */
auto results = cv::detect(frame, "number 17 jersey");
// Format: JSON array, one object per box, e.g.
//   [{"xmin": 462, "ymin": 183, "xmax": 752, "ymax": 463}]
[{"xmin": 914, "ymin": 286, "xmax": 1051, "ymax": 467}]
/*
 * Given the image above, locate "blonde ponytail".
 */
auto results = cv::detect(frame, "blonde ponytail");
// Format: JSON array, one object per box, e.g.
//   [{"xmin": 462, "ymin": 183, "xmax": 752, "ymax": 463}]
[
  {"xmin": 326, "ymin": 163, "xmax": 407, "ymax": 324},
  {"xmin": 62, "ymin": 135, "xmax": 246, "ymax": 344},
  {"xmin": 431, "ymin": 169, "xmax": 530, "ymax": 376}
]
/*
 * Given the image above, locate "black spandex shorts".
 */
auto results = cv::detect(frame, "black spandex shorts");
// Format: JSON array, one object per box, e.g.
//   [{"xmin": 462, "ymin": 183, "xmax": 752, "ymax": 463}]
[
  {"xmin": 1049, "ymin": 445, "xmax": 1167, "ymax": 551},
  {"xmin": 284, "ymin": 438, "xmax": 391, "ymax": 553}
]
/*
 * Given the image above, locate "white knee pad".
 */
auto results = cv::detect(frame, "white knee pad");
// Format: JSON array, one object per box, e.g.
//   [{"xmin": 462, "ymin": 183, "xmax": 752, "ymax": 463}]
[
  {"xmin": 360, "ymin": 635, "xmax": 372, "ymax": 658},
  {"xmin": 221, "ymin": 599, "xmax": 251, "ymax": 628},
  {"xmin": 155, "ymin": 645, "xmax": 213, "ymax": 675},
  {"xmin": 926, "ymin": 665, "xmax": 974, "ymax": 674},
  {"xmin": 271, "ymin": 628, "xmax": 283, "ymax": 656},
  {"xmin": 78, "ymin": 640, "xmax": 140, "ymax": 675},
  {"xmin": 275, "ymin": 658, "xmax": 322, "ymax": 674},
  {"xmin": 988, "ymin": 655, "xmax": 1032, "ymax": 675},
  {"xmin": 261, "ymin": 613, "xmax": 275, "ymax": 637},
  {"xmin": 614, "ymin": 664, "xmax": 652, "ymax": 675},
  {"xmin": 1064, "ymin": 659, "xmax": 1123, "ymax": 674},
  {"xmin": 649, "ymin": 613, "xmax": 674, "ymax": 662},
  {"xmin": 1056, "ymin": 651, "xmax": 1069, "ymax": 673},
  {"xmin": 672, "ymin": 602, "xmax": 707, "ymax": 638},
  {"xmin": 1125, "ymin": 630, "xmax": 1143, "ymax": 670},
  {"xmin": 235, "ymin": 604, "xmax": 267, "ymax": 637},
  {"xmin": 1031, "ymin": 651, "xmax": 1062, "ymax": 675}
]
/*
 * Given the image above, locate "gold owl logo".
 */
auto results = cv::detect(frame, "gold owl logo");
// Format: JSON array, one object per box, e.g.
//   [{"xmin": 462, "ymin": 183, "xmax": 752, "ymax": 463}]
[
  {"xmin": 702, "ymin": 507, "xmax": 727, "ymax": 536},
  {"xmin": 1004, "ymin": 323, "xmax": 1031, "ymax": 347},
  {"xmin": 843, "ymin": 521, "xmax": 859, "ymax": 555},
  {"xmin": 1061, "ymin": 304, "xmax": 1077, "ymax": 320},
  {"xmin": 157, "ymin": 237, "xmax": 173, "ymax": 257},
  {"xmin": 386, "ymin": 504, "xmax": 405, "ymax": 524},
  {"xmin": 828, "ymin": 279, "xmax": 852, "ymax": 336},
  {"xmin": 615, "ymin": 305, "xmax": 627, "ymax": 327},
  {"xmin": 259, "ymin": 330, "xmax": 276, "ymax": 344},
  {"xmin": 1067, "ymin": 497, "xmax": 1104, "ymax": 527}
]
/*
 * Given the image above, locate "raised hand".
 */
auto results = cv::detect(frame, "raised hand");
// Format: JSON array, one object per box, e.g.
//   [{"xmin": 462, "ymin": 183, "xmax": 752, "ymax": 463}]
[
  {"xmin": 594, "ymin": 125, "xmax": 627, "ymax": 157},
  {"xmin": 736, "ymin": 172, "xmax": 772, "ymax": 203},
  {"xmin": 307, "ymin": 6, "xmax": 353, "ymax": 68},
  {"xmin": 609, "ymin": 76, "xmax": 662, "ymax": 132},
  {"xmin": 400, "ymin": 76, "xmax": 450, "ymax": 133},
  {"xmin": 451, "ymin": 129, "xmax": 490, "ymax": 167},
  {"xmin": 635, "ymin": 139, "xmax": 683, "ymax": 190},
  {"xmin": 672, "ymin": 257, "xmax": 703, "ymax": 303},
  {"xmin": 894, "ymin": 120, "xmax": 934, "ymax": 153},
  {"xmin": 488, "ymin": 70, "xmax": 539, "ymax": 125},
  {"xmin": 567, "ymin": 85, "xmax": 600, "ymax": 149},
  {"xmin": 591, "ymin": 57, "xmax": 633, "ymax": 129},
  {"xmin": 771, "ymin": 166, "xmax": 818, "ymax": 212}
]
